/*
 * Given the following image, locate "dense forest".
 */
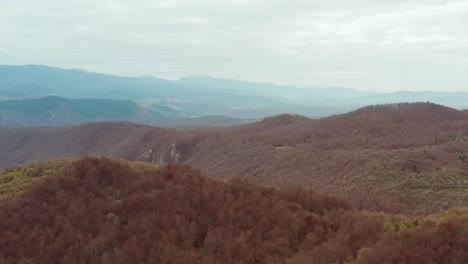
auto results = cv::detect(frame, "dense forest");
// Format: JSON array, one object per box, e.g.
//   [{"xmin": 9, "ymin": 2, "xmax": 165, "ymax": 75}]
[
  {"xmin": 1, "ymin": 103, "xmax": 468, "ymax": 215},
  {"xmin": 0, "ymin": 157, "xmax": 466, "ymax": 263}
]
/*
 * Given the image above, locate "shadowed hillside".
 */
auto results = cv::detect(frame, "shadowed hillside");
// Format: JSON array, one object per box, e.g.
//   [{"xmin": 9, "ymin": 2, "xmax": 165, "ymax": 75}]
[
  {"xmin": 0, "ymin": 157, "xmax": 466, "ymax": 263},
  {"xmin": 0, "ymin": 122, "xmax": 181, "ymax": 167},
  {"xmin": 1, "ymin": 103, "xmax": 467, "ymax": 214},
  {"xmin": 0, "ymin": 96, "xmax": 179, "ymax": 127}
]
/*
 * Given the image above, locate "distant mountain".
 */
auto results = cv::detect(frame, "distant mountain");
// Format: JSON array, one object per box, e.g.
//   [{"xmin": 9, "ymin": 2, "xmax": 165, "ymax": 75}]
[
  {"xmin": 0, "ymin": 64, "xmax": 380, "ymax": 118},
  {"xmin": 178, "ymin": 76, "xmax": 468, "ymax": 112},
  {"xmin": 0, "ymin": 96, "xmax": 178, "ymax": 127},
  {"xmin": 0, "ymin": 96, "xmax": 253, "ymax": 128},
  {"xmin": 179, "ymin": 76, "xmax": 374, "ymax": 102},
  {"xmin": 1, "ymin": 102, "xmax": 467, "ymax": 215},
  {"xmin": 0, "ymin": 64, "xmax": 187, "ymax": 100},
  {"xmin": 0, "ymin": 65, "xmax": 283, "ymax": 118},
  {"xmin": 346, "ymin": 91, "xmax": 468, "ymax": 110},
  {"xmin": 2, "ymin": 64, "xmax": 468, "ymax": 118}
]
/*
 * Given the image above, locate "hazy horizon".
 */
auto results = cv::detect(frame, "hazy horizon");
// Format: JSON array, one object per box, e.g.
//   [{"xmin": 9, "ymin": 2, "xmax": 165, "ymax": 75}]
[
  {"xmin": 5, "ymin": 63, "xmax": 468, "ymax": 94},
  {"xmin": 2, "ymin": 0, "xmax": 468, "ymax": 92}
]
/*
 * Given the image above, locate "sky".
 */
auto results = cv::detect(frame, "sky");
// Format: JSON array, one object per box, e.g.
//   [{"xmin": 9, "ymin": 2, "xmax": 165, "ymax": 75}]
[{"xmin": 1, "ymin": 0, "xmax": 468, "ymax": 91}]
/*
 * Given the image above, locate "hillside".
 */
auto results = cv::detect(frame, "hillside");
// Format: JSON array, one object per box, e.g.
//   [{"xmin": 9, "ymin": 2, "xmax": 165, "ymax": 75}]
[
  {"xmin": 0, "ymin": 157, "xmax": 466, "ymax": 263},
  {"xmin": 187, "ymin": 103, "xmax": 468, "ymax": 214},
  {"xmin": 0, "ymin": 96, "xmax": 180, "ymax": 127},
  {"xmin": 0, "ymin": 157, "xmax": 157, "ymax": 202},
  {"xmin": 1, "ymin": 103, "xmax": 467, "ymax": 214},
  {"xmin": 0, "ymin": 122, "xmax": 182, "ymax": 166},
  {"xmin": 0, "ymin": 96, "xmax": 253, "ymax": 128}
]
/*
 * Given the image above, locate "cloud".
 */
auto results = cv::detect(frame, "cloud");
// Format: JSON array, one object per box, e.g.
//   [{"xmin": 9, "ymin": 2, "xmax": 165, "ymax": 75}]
[{"xmin": 1, "ymin": 0, "xmax": 468, "ymax": 91}]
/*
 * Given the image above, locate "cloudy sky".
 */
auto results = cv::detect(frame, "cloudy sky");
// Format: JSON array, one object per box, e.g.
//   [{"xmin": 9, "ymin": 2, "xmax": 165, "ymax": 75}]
[{"xmin": 1, "ymin": 0, "xmax": 468, "ymax": 91}]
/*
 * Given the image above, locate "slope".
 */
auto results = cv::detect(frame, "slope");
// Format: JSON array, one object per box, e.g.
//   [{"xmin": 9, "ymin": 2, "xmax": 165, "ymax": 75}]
[
  {"xmin": 186, "ymin": 103, "xmax": 468, "ymax": 214},
  {"xmin": 0, "ymin": 157, "xmax": 466, "ymax": 263},
  {"xmin": 0, "ymin": 96, "xmax": 179, "ymax": 127},
  {"xmin": 1, "ymin": 103, "xmax": 467, "ymax": 214},
  {"xmin": 0, "ymin": 122, "xmax": 182, "ymax": 167}
]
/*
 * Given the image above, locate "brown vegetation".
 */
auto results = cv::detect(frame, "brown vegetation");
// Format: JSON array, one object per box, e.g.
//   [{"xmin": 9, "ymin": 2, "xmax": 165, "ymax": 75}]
[
  {"xmin": 1, "ymin": 103, "xmax": 468, "ymax": 214},
  {"xmin": 0, "ymin": 157, "xmax": 466, "ymax": 263},
  {"xmin": 185, "ymin": 103, "xmax": 468, "ymax": 214}
]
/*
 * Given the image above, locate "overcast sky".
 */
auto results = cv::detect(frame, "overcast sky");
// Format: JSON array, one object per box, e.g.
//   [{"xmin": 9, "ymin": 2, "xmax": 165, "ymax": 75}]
[{"xmin": 1, "ymin": 0, "xmax": 468, "ymax": 91}]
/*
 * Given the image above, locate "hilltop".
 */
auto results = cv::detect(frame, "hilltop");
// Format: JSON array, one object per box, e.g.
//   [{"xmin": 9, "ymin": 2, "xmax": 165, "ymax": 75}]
[
  {"xmin": 1, "ymin": 103, "xmax": 467, "ymax": 214},
  {"xmin": 0, "ymin": 157, "xmax": 466, "ymax": 263},
  {"xmin": 0, "ymin": 157, "xmax": 157, "ymax": 202}
]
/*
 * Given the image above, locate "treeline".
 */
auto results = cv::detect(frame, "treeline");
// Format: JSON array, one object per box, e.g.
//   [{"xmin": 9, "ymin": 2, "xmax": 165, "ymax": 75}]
[{"xmin": 0, "ymin": 157, "xmax": 466, "ymax": 263}]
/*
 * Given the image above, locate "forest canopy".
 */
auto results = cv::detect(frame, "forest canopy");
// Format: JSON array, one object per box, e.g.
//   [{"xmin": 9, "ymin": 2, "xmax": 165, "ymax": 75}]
[{"xmin": 0, "ymin": 157, "xmax": 466, "ymax": 263}]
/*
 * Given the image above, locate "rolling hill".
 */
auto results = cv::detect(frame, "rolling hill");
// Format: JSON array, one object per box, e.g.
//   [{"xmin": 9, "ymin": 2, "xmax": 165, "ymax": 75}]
[
  {"xmin": 0, "ymin": 96, "xmax": 252, "ymax": 128},
  {"xmin": 0, "ymin": 96, "xmax": 175, "ymax": 127},
  {"xmin": 0, "ymin": 157, "xmax": 466, "ymax": 263},
  {"xmin": 1, "ymin": 102, "xmax": 467, "ymax": 215}
]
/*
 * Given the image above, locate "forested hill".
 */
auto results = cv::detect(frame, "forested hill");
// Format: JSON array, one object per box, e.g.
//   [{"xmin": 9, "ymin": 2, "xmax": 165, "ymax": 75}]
[
  {"xmin": 0, "ymin": 157, "xmax": 466, "ymax": 263},
  {"xmin": 1, "ymin": 102, "xmax": 467, "ymax": 215}
]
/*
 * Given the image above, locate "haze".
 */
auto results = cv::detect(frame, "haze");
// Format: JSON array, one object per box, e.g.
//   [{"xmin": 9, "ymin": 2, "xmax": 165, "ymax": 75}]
[{"xmin": 1, "ymin": 0, "xmax": 468, "ymax": 91}]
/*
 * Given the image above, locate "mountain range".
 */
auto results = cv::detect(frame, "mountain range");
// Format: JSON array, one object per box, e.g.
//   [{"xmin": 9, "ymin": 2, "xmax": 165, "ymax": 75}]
[{"xmin": 2, "ymin": 64, "xmax": 468, "ymax": 121}]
